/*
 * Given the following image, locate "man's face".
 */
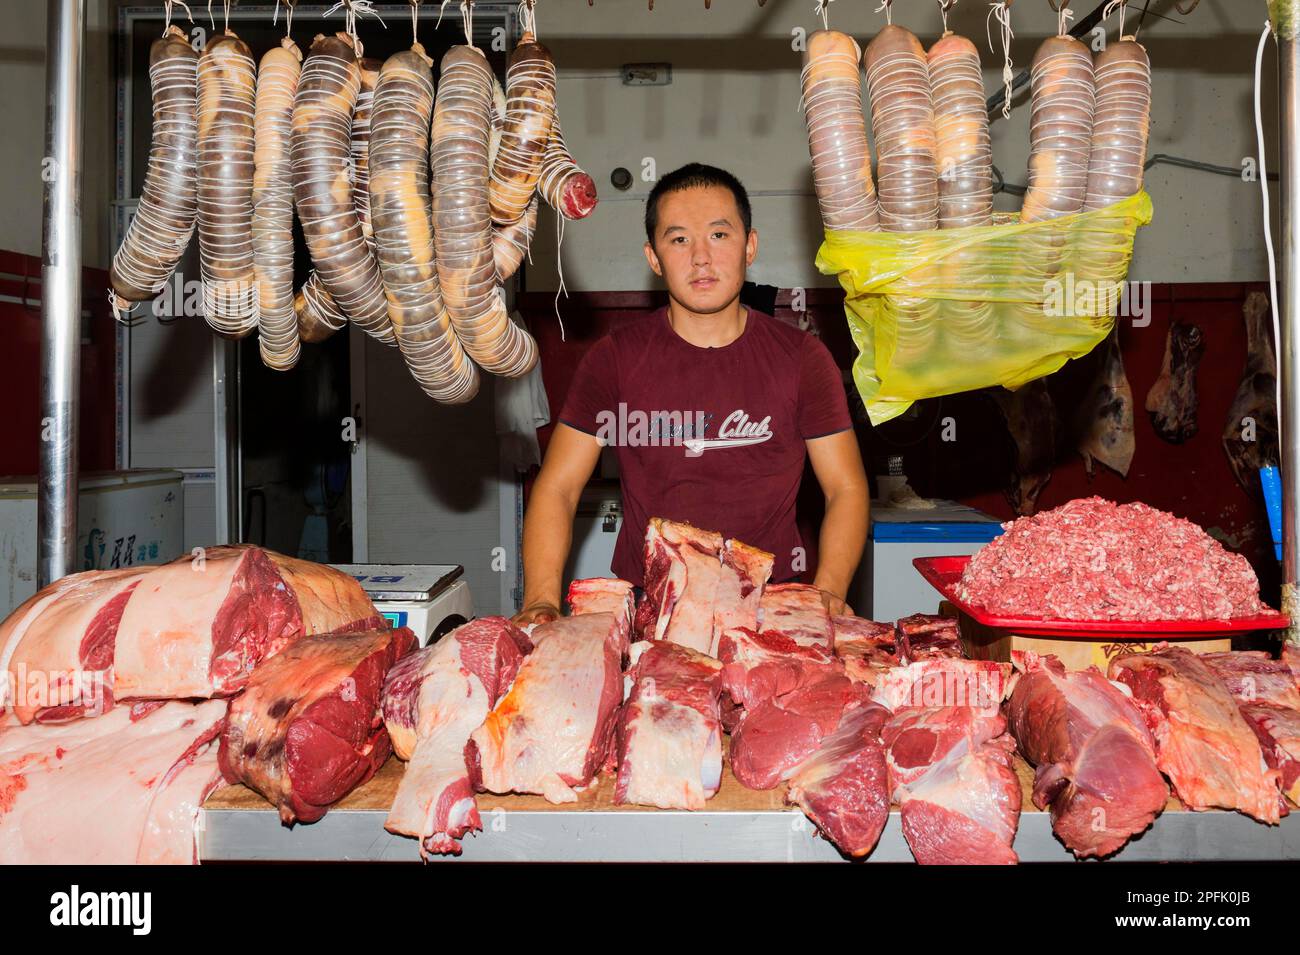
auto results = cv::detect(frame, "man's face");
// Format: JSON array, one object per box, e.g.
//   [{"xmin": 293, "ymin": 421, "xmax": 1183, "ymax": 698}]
[{"xmin": 644, "ymin": 185, "xmax": 757, "ymax": 315}]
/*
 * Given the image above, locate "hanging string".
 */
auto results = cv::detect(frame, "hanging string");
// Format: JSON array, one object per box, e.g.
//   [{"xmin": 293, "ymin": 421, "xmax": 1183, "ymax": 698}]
[
  {"xmin": 462, "ymin": 0, "xmax": 474, "ymax": 45},
  {"xmin": 517, "ymin": 0, "xmax": 537, "ymax": 37},
  {"xmin": 274, "ymin": 0, "xmax": 297, "ymax": 37},
  {"xmin": 986, "ymin": 2, "xmax": 1014, "ymax": 119},
  {"xmin": 410, "ymin": 0, "xmax": 420, "ymax": 44},
  {"xmin": 162, "ymin": 1, "xmax": 192, "ymax": 34},
  {"xmin": 324, "ymin": 0, "xmax": 386, "ymax": 46},
  {"xmin": 939, "ymin": 0, "xmax": 957, "ymax": 34},
  {"xmin": 1102, "ymin": 0, "xmax": 1127, "ymax": 38},
  {"xmin": 874, "ymin": 0, "xmax": 893, "ymax": 26},
  {"xmin": 813, "ymin": 0, "xmax": 834, "ymax": 32},
  {"xmin": 1056, "ymin": 3, "xmax": 1073, "ymax": 36},
  {"xmin": 552, "ymin": 213, "xmax": 569, "ymax": 342}
]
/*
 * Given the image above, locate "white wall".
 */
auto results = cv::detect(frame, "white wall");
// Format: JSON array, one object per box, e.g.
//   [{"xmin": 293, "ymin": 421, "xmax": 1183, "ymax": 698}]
[
  {"xmin": 527, "ymin": 0, "xmax": 1277, "ymax": 292},
  {"xmin": 0, "ymin": 0, "xmax": 115, "ymax": 268}
]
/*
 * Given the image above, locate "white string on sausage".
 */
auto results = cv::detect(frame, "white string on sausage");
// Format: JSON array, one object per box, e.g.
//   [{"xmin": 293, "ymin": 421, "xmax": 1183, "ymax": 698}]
[
  {"xmin": 431, "ymin": 44, "xmax": 538, "ymax": 378},
  {"xmin": 252, "ymin": 37, "xmax": 303, "ymax": 370},
  {"xmin": 801, "ymin": 29, "xmax": 879, "ymax": 232},
  {"xmin": 110, "ymin": 27, "xmax": 198, "ymax": 314},
  {"xmin": 291, "ymin": 32, "xmax": 395, "ymax": 344},
  {"xmin": 196, "ymin": 31, "xmax": 259, "ymax": 337},
  {"xmin": 370, "ymin": 44, "xmax": 481, "ymax": 403},
  {"xmin": 865, "ymin": 24, "xmax": 939, "ymax": 232}
]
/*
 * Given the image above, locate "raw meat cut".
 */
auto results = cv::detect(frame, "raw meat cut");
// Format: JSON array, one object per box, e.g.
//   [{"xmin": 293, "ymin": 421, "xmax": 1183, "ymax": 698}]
[
  {"xmin": 728, "ymin": 668, "xmax": 865, "ymax": 790},
  {"xmin": 883, "ymin": 706, "xmax": 1021, "ymax": 864},
  {"xmin": 895, "ymin": 613, "xmax": 962, "ymax": 663},
  {"xmin": 871, "ymin": 658, "xmax": 1013, "ymax": 713},
  {"xmin": 1238, "ymin": 703, "xmax": 1300, "ymax": 805},
  {"xmin": 710, "ymin": 540, "xmax": 774, "ymax": 656},
  {"xmin": 1222, "ymin": 292, "xmax": 1279, "ymax": 490},
  {"xmin": 136, "ymin": 743, "xmax": 225, "ymax": 864},
  {"xmin": 633, "ymin": 518, "xmax": 723, "ymax": 654},
  {"xmin": 1286, "ymin": 644, "xmax": 1300, "ymax": 687},
  {"xmin": 1201, "ymin": 651, "xmax": 1300, "ymax": 709},
  {"xmin": 219, "ymin": 627, "xmax": 416, "ymax": 825},
  {"xmin": 1108, "ymin": 646, "xmax": 1281, "ymax": 823},
  {"xmin": 113, "ymin": 545, "xmax": 380, "ymax": 700},
  {"xmin": 956, "ymin": 497, "xmax": 1271, "ymax": 621},
  {"xmin": 1076, "ymin": 327, "xmax": 1135, "ymax": 478},
  {"xmin": 786, "ymin": 700, "xmax": 891, "ymax": 858},
  {"xmin": 2, "ymin": 567, "xmax": 148, "ymax": 724},
  {"xmin": 466, "ymin": 611, "xmax": 622, "ymax": 803},
  {"xmin": 1201, "ymin": 651, "xmax": 1300, "ymax": 807},
  {"xmin": 567, "ymin": 577, "xmax": 635, "ymax": 656},
  {"xmin": 383, "ymin": 617, "xmax": 532, "ymax": 856},
  {"xmin": 717, "ymin": 626, "xmax": 837, "ymax": 713},
  {"xmin": 615, "ymin": 640, "xmax": 723, "ymax": 809},
  {"xmin": 0, "ymin": 699, "xmax": 227, "ymax": 863},
  {"xmin": 757, "ymin": 583, "xmax": 833, "ymax": 650},
  {"xmin": 831, "ymin": 615, "xmax": 897, "ymax": 686},
  {"xmin": 991, "ymin": 379, "xmax": 1057, "ymax": 516},
  {"xmin": 1146, "ymin": 321, "xmax": 1205, "ymax": 444},
  {"xmin": 1006, "ymin": 651, "xmax": 1167, "ymax": 858}
]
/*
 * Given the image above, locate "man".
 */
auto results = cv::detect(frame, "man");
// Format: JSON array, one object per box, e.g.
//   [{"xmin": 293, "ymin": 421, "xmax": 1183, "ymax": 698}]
[{"xmin": 514, "ymin": 163, "xmax": 868, "ymax": 625}]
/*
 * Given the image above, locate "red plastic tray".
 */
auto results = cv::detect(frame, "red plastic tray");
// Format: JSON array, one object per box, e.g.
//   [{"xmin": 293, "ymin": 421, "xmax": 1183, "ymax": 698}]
[{"xmin": 913, "ymin": 555, "xmax": 1290, "ymax": 640}]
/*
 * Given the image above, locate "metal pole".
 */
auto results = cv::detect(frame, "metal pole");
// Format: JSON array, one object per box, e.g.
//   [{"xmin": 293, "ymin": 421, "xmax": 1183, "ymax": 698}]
[{"xmin": 38, "ymin": 0, "xmax": 85, "ymax": 588}]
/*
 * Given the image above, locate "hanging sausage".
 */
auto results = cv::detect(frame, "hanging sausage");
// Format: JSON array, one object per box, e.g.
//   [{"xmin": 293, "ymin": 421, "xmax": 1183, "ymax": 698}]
[
  {"xmin": 110, "ymin": 26, "xmax": 199, "ymax": 315},
  {"xmin": 864, "ymin": 24, "xmax": 939, "ymax": 232},
  {"xmin": 290, "ymin": 32, "xmax": 395, "ymax": 344},
  {"xmin": 252, "ymin": 36, "xmax": 303, "ymax": 370},
  {"xmin": 1083, "ymin": 36, "xmax": 1151, "ymax": 210},
  {"xmin": 1020, "ymin": 32, "xmax": 1096, "ymax": 222},
  {"xmin": 197, "ymin": 30, "xmax": 259, "ymax": 337},
  {"xmin": 801, "ymin": 29, "xmax": 879, "ymax": 231},
  {"xmin": 369, "ymin": 44, "xmax": 480, "ymax": 403},
  {"xmin": 431, "ymin": 44, "xmax": 537, "ymax": 377}
]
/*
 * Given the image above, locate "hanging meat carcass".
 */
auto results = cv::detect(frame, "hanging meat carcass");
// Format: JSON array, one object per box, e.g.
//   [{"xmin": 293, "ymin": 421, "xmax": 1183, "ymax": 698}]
[
  {"xmin": 1075, "ymin": 327, "xmax": 1135, "ymax": 477},
  {"xmin": 1145, "ymin": 321, "xmax": 1205, "ymax": 444},
  {"xmin": 1222, "ymin": 292, "xmax": 1279, "ymax": 488}
]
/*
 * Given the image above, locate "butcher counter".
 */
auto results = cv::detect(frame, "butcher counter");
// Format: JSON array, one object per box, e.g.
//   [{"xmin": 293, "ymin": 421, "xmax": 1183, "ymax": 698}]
[{"xmin": 199, "ymin": 756, "xmax": 1300, "ymax": 863}]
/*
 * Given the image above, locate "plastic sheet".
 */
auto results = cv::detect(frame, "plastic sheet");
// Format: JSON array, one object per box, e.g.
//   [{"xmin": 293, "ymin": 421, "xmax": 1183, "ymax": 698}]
[{"xmin": 815, "ymin": 190, "xmax": 1152, "ymax": 424}]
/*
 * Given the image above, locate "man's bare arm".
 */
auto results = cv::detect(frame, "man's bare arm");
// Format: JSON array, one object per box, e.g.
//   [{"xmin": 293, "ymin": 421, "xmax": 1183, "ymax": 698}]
[
  {"xmin": 514, "ymin": 423, "xmax": 604, "ymax": 625},
  {"xmin": 806, "ymin": 429, "xmax": 869, "ymax": 616}
]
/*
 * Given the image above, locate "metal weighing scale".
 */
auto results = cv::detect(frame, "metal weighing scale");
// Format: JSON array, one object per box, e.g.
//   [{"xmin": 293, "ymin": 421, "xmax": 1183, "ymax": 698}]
[{"xmin": 330, "ymin": 563, "xmax": 474, "ymax": 646}]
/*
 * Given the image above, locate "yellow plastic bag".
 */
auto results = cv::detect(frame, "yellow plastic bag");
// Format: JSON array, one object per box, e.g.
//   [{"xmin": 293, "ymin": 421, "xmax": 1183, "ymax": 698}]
[{"xmin": 815, "ymin": 191, "xmax": 1153, "ymax": 425}]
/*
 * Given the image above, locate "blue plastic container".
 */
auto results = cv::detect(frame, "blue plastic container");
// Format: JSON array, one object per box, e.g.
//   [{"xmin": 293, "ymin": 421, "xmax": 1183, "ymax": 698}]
[{"xmin": 1261, "ymin": 466, "xmax": 1283, "ymax": 561}]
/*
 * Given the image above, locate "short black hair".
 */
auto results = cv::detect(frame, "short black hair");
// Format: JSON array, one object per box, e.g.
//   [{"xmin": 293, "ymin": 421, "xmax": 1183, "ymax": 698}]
[{"xmin": 644, "ymin": 163, "xmax": 753, "ymax": 245}]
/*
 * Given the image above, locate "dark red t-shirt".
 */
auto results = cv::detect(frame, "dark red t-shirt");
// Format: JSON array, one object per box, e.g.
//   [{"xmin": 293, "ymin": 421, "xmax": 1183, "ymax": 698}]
[{"xmin": 558, "ymin": 306, "xmax": 853, "ymax": 586}]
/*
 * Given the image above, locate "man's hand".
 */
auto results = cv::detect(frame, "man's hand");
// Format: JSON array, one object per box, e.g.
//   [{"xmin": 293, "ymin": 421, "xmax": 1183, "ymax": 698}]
[
  {"xmin": 818, "ymin": 588, "xmax": 853, "ymax": 618},
  {"xmin": 512, "ymin": 601, "xmax": 562, "ymax": 627}
]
